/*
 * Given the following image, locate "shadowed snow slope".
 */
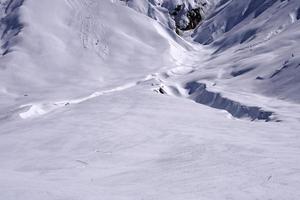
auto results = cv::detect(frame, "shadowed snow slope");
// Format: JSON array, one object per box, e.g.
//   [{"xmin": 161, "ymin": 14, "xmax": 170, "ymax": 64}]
[
  {"xmin": 0, "ymin": 0, "xmax": 24, "ymax": 55},
  {"xmin": 0, "ymin": 0, "xmax": 300, "ymax": 200},
  {"xmin": 192, "ymin": 0, "xmax": 300, "ymax": 102}
]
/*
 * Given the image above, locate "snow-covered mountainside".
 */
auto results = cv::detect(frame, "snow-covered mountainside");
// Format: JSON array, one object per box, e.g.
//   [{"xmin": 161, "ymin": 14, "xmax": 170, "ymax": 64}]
[
  {"xmin": 193, "ymin": 0, "xmax": 300, "ymax": 102},
  {"xmin": 0, "ymin": 0, "xmax": 300, "ymax": 199}
]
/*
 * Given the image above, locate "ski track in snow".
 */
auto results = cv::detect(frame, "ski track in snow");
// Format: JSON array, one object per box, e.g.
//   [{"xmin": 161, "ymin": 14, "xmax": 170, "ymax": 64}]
[
  {"xmin": 66, "ymin": 0, "xmax": 109, "ymax": 59},
  {"xmin": 17, "ymin": 73, "xmax": 161, "ymax": 119},
  {"xmin": 19, "ymin": 82, "xmax": 139, "ymax": 119}
]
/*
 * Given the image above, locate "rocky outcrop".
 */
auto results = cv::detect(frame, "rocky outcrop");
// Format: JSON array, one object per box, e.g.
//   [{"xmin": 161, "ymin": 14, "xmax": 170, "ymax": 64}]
[
  {"xmin": 169, "ymin": 4, "xmax": 204, "ymax": 31},
  {"xmin": 119, "ymin": 0, "xmax": 208, "ymax": 33}
]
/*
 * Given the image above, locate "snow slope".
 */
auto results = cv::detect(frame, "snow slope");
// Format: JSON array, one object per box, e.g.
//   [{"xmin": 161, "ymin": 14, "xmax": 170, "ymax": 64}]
[
  {"xmin": 192, "ymin": 0, "xmax": 300, "ymax": 102},
  {"xmin": 0, "ymin": 0, "xmax": 300, "ymax": 199},
  {"xmin": 0, "ymin": 0, "xmax": 191, "ymax": 111}
]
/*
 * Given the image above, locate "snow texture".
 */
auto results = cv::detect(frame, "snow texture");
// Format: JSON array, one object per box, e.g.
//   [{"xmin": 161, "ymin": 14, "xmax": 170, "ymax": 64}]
[{"xmin": 0, "ymin": 0, "xmax": 300, "ymax": 199}]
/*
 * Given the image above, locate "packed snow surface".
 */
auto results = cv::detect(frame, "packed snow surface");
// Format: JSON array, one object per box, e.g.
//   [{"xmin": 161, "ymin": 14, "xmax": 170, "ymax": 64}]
[{"xmin": 0, "ymin": 0, "xmax": 300, "ymax": 199}]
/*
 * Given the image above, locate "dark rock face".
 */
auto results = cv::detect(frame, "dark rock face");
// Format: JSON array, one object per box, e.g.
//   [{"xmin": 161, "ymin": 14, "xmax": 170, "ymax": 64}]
[
  {"xmin": 181, "ymin": 8, "xmax": 202, "ymax": 30},
  {"xmin": 170, "ymin": 4, "xmax": 203, "ymax": 31},
  {"xmin": 119, "ymin": 0, "xmax": 206, "ymax": 33}
]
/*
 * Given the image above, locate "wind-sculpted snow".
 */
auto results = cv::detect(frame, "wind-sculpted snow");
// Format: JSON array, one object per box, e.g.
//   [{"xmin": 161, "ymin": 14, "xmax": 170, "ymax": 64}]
[
  {"xmin": 189, "ymin": 0, "xmax": 300, "ymax": 103},
  {"xmin": 193, "ymin": 0, "xmax": 300, "ymax": 55},
  {"xmin": 154, "ymin": 69, "xmax": 275, "ymax": 121},
  {"xmin": 184, "ymin": 81, "xmax": 274, "ymax": 121},
  {"xmin": 194, "ymin": 0, "xmax": 287, "ymax": 44},
  {"xmin": 120, "ymin": 0, "xmax": 300, "ymax": 102}
]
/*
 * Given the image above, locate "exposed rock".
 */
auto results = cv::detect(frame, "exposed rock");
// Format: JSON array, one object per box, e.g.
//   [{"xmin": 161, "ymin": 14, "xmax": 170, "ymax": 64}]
[{"xmin": 169, "ymin": 4, "xmax": 204, "ymax": 31}]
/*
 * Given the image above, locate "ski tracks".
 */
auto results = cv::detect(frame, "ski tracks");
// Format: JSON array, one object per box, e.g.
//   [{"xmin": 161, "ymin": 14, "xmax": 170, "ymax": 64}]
[
  {"xmin": 66, "ymin": 0, "xmax": 109, "ymax": 59},
  {"xmin": 18, "ymin": 81, "xmax": 140, "ymax": 119}
]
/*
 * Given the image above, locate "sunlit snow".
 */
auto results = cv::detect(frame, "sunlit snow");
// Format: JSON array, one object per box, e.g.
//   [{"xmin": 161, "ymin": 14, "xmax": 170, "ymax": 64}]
[{"xmin": 1, "ymin": 0, "xmax": 300, "ymax": 199}]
